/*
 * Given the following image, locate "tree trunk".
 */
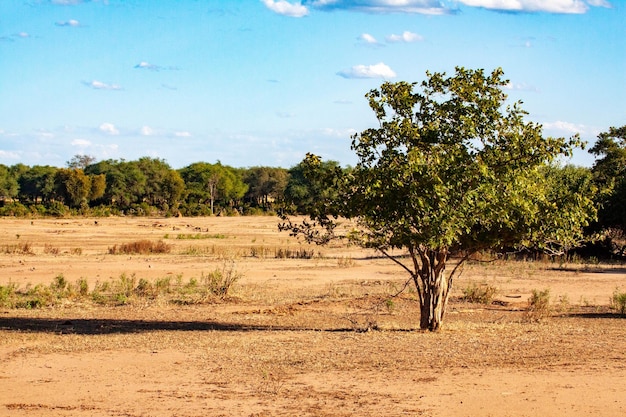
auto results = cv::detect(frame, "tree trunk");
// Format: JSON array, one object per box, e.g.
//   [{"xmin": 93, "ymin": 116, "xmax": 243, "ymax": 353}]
[{"xmin": 415, "ymin": 248, "xmax": 450, "ymax": 332}]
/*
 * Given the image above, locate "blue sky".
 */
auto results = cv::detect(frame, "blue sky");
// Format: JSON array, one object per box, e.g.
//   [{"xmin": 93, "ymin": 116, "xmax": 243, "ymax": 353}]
[{"xmin": 0, "ymin": 0, "xmax": 624, "ymax": 169}]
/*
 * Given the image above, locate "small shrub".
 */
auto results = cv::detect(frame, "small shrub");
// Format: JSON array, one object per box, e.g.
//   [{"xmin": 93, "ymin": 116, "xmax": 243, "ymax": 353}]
[
  {"xmin": 275, "ymin": 247, "xmax": 315, "ymax": 259},
  {"xmin": 0, "ymin": 283, "xmax": 18, "ymax": 307},
  {"xmin": 526, "ymin": 288, "xmax": 551, "ymax": 321},
  {"xmin": 337, "ymin": 256, "xmax": 355, "ymax": 267},
  {"xmin": 76, "ymin": 278, "xmax": 89, "ymax": 296},
  {"xmin": 108, "ymin": 240, "xmax": 171, "ymax": 255},
  {"xmin": 70, "ymin": 247, "xmax": 83, "ymax": 255},
  {"xmin": 202, "ymin": 260, "xmax": 242, "ymax": 298},
  {"xmin": 43, "ymin": 244, "xmax": 60, "ymax": 255},
  {"xmin": 155, "ymin": 276, "xmax": 172, "ymax": 294},
  {"xmin": 611, "ymin": 288, "xmax": 626, "ymax": 315},
  {"xmin": 461, "ymin": 282, "xmax": 497, "ymax": 304}
]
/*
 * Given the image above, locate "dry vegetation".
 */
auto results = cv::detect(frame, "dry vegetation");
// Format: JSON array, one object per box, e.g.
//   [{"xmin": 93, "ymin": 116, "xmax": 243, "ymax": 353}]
[{"xmin": 0, "ymin": 216, "xmax": 625, "ymax": 417}]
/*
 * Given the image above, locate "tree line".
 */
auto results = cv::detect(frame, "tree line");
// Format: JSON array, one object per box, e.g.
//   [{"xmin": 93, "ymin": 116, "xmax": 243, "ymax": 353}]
[
  {"xmin": 1, "ymin": 130, "xmax": 623, "ymax": 237},
  {"xmin": 0, "ymin": 155, "xmax": 339, "ymax": 218}
]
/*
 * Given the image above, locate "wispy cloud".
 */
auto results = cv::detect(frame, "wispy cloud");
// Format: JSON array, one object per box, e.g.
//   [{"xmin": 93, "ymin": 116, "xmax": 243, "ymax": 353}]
[
  {"xmin": 456, "ymin": 0, "xmax": 598, "ymax": 14},
  {"xmin": 71, "ymin": 138, "xmax": 92, "ymax": 147},
  {"xmin": 263, "ymin": 0, "xmax": 609, "ymax": 16},
  {"xmin": 83, "ymin": 80, "xmax": 122, "ymax": 90},
  {"xmin": 337, "ymin": 62, "xmax": 396, "ymax": 79},
  {"xmin": 134, "ymin": 61, "xmax": 180, "ymax": 71},
  {"xmin": 55, "ymin": 19, "xmax": 81, "ymax": 27},
  {"xmin": 261, "ymin": 0, "xmax": 309, "ymax": 17},
  {"xmin": 358, "ymin": 33, "xmax": 381, "ymax": 46},
  {"xmin": 504, "ymin": 81, "xmax": 539, "ymax": 92},
  {"xmin": 99, "ymin": 122, "xmax": 119, "ymax": 135},
  {"xmin": 543, "ymin": 120, "xmax": 588, "ymax": 135},
  {"xmin": 386, "ymin": 31, "xmax": 423, "ymax": 43},
  {"xmin": 140, "ymin": 126, "xmax": 154, "ymax": 136},
  {"xmin": 174, "ymin": 131, "xmax": 192, "ymax": 138},
  {"xmin": 51, "ymin": 0, "xmax": 85, "ymax": 5},
  {"xmin": 308, "ymin": 0, "xmax": 449, "ymax": 14},
  {"xmin": 0, "ymin": 150, "xmax": 20, "ymax": 160}
]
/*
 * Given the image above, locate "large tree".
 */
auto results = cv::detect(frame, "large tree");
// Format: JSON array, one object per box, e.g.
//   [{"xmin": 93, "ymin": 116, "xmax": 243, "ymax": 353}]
[
  {"xmin": 280, "ymin": 67, "xmax": 595, "ymax": 331},
  {"xmin": 589, "ymin": 125, "xmax": 626, "ymax": 232}
]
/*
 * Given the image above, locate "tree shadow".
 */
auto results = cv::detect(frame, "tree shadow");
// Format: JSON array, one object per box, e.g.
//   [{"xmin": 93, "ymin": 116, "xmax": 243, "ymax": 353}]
[
  {"xmin": 0, "ymin": 316, "xmax": 386, "ymax": 335},
  {"xmin": 548, "ymin": 266, "xmax": 626, "ymax": 274},
  {"xmin": 565, "ymin": 312, "xmax": 626, "ymax": 319}
]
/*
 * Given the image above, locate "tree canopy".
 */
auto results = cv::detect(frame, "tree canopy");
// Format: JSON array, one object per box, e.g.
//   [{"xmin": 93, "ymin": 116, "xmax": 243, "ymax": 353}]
[{"xmin": 280, "ymin": 67, "xmax": 596, "ymax": 331}]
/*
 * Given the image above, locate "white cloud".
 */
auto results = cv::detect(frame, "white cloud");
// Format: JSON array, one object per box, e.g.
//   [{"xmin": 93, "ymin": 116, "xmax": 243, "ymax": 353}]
[
  {"xmin": 174, "ymin": 131, "xmax": 192, "ymax": 138},
  {"xmin": 71, "ymin": 139, "xmax": 92, "ymax": 147},
  {"xmin": 359, "ymin": 33, "xmax": 379, "ymax": 44},
  {"xmin": 55, "ymin": 19, "xmax": 81, "ymax": 27},
  {"xmin": 337, "ymin": 62, "xmax": 396, "ymax": 79},
  {"xmin": 456, "ymin": 0, "xmax": 591, "ymax": 13},
  {"xmin": 306, "ymin": 0, "xmax": 449, "ymax": 15},
  {"xmin": 84, "ymin": 80, "xmax": 122, "ymax": 90},
  {"xmin": 586, "ymin": 0, "xmax": 611, "ymax": 7},
  {"xmin": 386, "ymin": 31, "xmax": 423, "ymax": 43},
  {"xmin": 261, "ymin": 0, "xmax": 309, "ymax": 17},
  {"xmin": 543, "ymin": 120, "xmax": 588, "ymax": 135},
  {"xmin": 51, "ymin": 0, "xmax": 84, "ymax": 4},
  {"xmin": 16, "ymin": 32, "xmax": 30, "ymax": 38},
  {"xmin": 134, "ymin": 61, "xmax": 180, "ymax": 71},
  {"xmin": 504, "ymin": 81, "xmax": 539, "ymax": 92},
  {"xmin": 99, "ymin": 123, "xmax": 119, "ymax": 135},
  {"xmin": 0, "ymin": 150, "xmax": 20, "ymax": 160},
  {"xmin": 140, "ymin": 126, "xmax": 154, "ymax": 136}
]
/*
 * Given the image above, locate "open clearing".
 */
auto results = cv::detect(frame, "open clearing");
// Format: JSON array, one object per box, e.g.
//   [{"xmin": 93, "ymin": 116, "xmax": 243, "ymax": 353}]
[{"xmin": 1, "ymin": 216, "xmax": 625, "ymax": 416}]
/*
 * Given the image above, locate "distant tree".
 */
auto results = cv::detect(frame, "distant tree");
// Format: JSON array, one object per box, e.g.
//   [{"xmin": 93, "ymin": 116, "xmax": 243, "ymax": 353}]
[
  {"xmin": 283, "ymin": 159, "xmax": 342, "ymax": 214},
  {"xmin": 54, "ymin": 168, "xmax": 91, "ymax": 208},
  {"xmin": 0, "ymin": 164, "xmax": 19, "ymax": 201},
  {"xmin": 135, "ymin": 157, "xmax": 183, "ymax": 210},
  {"xmin": 67, "ymin": 154, "xmax": 97, "ymax": 170},
  {"xmin": 86, "ymin": 159, "xmax": 146, "ymax": 210},
  {"xmin": 244, "ymin": 167, "xmax": 289, "ymax": 209},
  {"xmin": 589, "ymin": 126, "xmax": 626, "ymax": 232},
  {"xmin": 280, "ymin": 67, "xmax": 595, "ymax": 331},
  {"xmin": 89, "ymin": 173, "xmax": 107, "ymax": 202},
  {"xmin": 179, "ymin": 162, "xmax": 247, "ymax": 215},
  {"xmin": 18, "ymin": 165, "xmax": 58, "ymax": 203}
]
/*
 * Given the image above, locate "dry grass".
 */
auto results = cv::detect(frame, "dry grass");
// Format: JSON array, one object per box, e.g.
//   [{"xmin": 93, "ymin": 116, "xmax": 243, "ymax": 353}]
[{"xmin": 1, "ymin": 217, "xmax": 626, "ymax": 416}]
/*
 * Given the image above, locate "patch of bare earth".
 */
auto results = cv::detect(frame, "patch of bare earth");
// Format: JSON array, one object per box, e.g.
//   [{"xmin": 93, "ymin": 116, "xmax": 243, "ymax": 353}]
[{"xmin": 1, "ymin": 217, "xmax": 625, "ymax": 416}]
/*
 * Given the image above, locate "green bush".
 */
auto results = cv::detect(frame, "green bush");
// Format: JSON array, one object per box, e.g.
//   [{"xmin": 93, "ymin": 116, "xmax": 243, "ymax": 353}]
[
  {"xmin": 611, "ymin": 289, "xmax": 626, "ymax": 315},
  {"xmin": 461, "ymin": 282, "xmax": 497, "ymax": 304},
  {"xmin": 526, "ymin": 288, "xmax": 551, "ymax": 321}
]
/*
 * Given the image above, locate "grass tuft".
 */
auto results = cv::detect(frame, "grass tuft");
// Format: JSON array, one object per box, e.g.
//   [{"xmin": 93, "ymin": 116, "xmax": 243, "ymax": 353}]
[{"xmin": 108, "ymin": 240, "xmax": 171, "ymax": 255}]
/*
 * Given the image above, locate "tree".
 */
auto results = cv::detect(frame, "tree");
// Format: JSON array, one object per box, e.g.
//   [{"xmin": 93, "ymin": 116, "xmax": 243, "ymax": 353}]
[
  {"xmin": 67, "ymin": 154, "xmax": 96, "ymax": 170},
  {"xmin": 589, "ymin": 125, "xmax": 626, "ymax": 232},
  {"xmin": 244, "ymin": 167, "xmax": 289, "ymax": 209},
  {"xmin": 54, "ymin": 168, "xmax": 91, "ymax": 208},
  {"xmin": 0, "ymin": 164, "xmax": 19, "ymax": 201},
  {"xmin": 179, "ymin": 162, "xmax": 247, "ymax": 215},
  {"xmin": 86, "ymin": 159, "xmax": 146, "ymax": 210},
  {"xmin": 283, "ymin": 159, "xmax": 343, "ymax": 214},
  {"xmin": 17, "ymin": 165, "xmax": 57, "ymax": 203},
  {"xmin": 280, "ymin": 67, "xmax": 595, "ymax": 331}
]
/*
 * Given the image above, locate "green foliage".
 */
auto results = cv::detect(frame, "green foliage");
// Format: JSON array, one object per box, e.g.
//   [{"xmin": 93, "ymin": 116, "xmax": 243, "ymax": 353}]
[
  {"xmin": 461, "ymin": 282, "xmax": 497, "ymax": 304},
  {"xmin": 243, "ymin": 166, "xmax": 289, "ymax": 210},
  {"xmin": 589, "ymin": 125, "xmax": 626, "ymax": 232},
  {"xmin": 280, "ymin": 67, "xmax": 594, "ymax": 331},
  {"xmin": 611, "ymin": 288, "xmax": 626, "ymax": 315},
  {"xmin": 179, "ymin": 162, "xmax": 247, "ymax": 215},
  {"xmin": 526, "ymin": 289, "xmax": 551, "ymax": 321}
]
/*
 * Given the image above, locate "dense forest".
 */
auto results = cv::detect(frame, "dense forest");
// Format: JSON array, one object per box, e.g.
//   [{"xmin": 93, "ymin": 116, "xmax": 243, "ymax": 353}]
[{"xmin": 0, "ymin": 126, "xmax": 624, "ymax": 255}]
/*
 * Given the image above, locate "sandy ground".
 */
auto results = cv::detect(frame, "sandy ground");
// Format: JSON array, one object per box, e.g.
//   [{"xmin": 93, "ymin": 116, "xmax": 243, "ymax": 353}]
[{"xmin": 0, "ymin": 216, "xmax": 625, "ymax": 417}]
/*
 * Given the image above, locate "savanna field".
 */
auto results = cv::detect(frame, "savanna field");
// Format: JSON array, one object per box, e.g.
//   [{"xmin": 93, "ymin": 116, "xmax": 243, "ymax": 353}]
[{"xmin": 0, "ymin": 216, "xmax": 625, "ymax": 417}]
